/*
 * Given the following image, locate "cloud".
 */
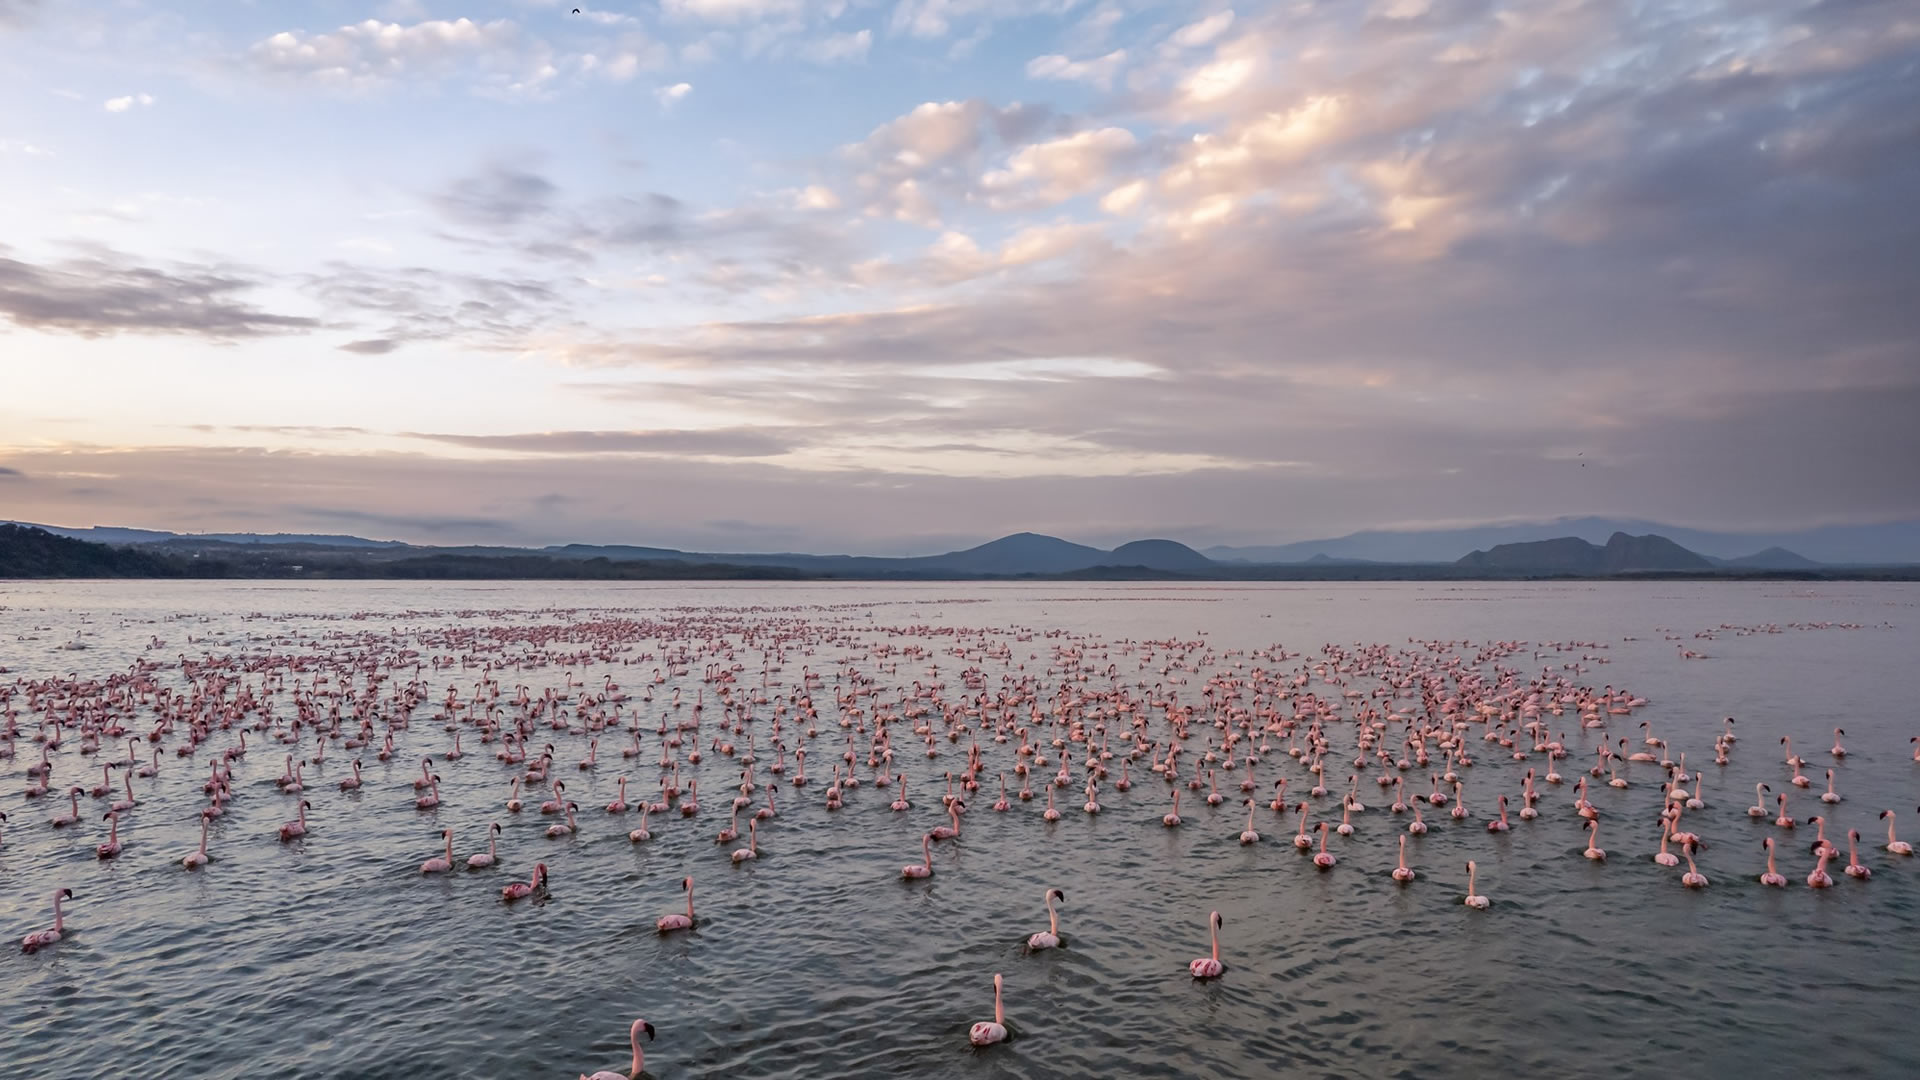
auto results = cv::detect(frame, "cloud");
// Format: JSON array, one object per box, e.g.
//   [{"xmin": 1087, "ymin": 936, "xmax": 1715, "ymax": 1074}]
[
  {"xmin": 248, "ymin": 18, "xmax": 520, "ymax": 88},
  {"xmin": 339, "ymin": 338, "xmax": 399, "ymax": 355},
  {"xmin": 405, "ymin": 428, "xmax": 799, "ymax": 457},
  {"xmin": 103, "ymin": 93, "xmax": 155, "ymax": 112},
  {"xmin": 0, "ymin": 139, "xmax": 52, "ymax": 156},
  {"xmin": 302, "ymin": 263, "xmax": 575, "ymax": 348},
  {"xmin": 0, "ymin": 466, "xmax": 24, "ymax": 479},
  {"xmin": 655, "ymin": 81, "xmax": 693, "ymax": 107},
  {"xmin": 1171, "ymin": 11, "xmax": 1235, "ymax": 48},
  {"xmin": 799, "ymin": 28, "xmax": 871, "ymax": 64},
  {"xmin": 981, "ymin": 126, "xmax": 1139, "ymax": 207},
  {"xmin": 0, "ymin": 245, "xmax": 319, "ymax": 339},
  {"xmin": 1025, "ymin": 49, "xmax": 1127, "ymax": 89},
  {"xmin": 0, "ymin": 0, "xmax": 39, "ymax": 29},
  {"xmin": 429, "ymin": 164, "xmax": 558, "ymax": 227},
  {"xmin": 659, "ymin": 0, "xmax": 810, "ymax": 22}
]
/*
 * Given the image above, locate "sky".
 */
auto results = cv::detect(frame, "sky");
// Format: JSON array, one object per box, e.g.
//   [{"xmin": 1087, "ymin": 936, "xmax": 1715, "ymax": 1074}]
[{"xmin": 1, "ymin": 0, "xmax": 1916, "ymax": 554}]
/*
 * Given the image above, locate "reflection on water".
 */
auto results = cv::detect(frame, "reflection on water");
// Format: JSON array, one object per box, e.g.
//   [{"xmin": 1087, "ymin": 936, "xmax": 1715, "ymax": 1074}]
[{"xmin": 0, "ymin": 581, "xmax": 1915, "ymax": 1080}]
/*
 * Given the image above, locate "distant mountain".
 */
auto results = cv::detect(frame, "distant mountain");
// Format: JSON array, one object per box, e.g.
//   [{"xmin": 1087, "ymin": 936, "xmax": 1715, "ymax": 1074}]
[
  {"xmin": 918, "ymin": 532, "xmax": 1108, "ymax": 575},
  {"xmin": 1719, "ymin": 546, "xmax": 1823, "ymax": 570},
  {"xmin": 1102, "ymin": 539, "xmax": 1214, "ymax": 571},
  {"xmin": 1457, "ymin": 532, "xmax": 1715, "ymax": 572},
  {"xmin": 1207, "ymin": 516, "xmax": 1920, "ymax": 565},
  {"xmin": 8, "ymin": 522, "xmax": 407, "ymax": 548},
  {"xmin": 0, "ymin": 524, "xmax": 180, "ymax": 577}
]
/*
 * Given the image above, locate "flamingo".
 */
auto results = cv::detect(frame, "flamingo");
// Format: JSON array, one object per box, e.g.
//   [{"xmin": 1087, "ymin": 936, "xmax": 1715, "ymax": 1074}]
[
  {"xmin": 1392, "ymin": 834, "xmax": 1415, "ymax": 882},
  {"xmin": 1408, "ymin": 801, "xmax": 1428, "ymax": 835},
  {"xmin": 1026, "ymin": 888, "xmax": 1064, "ymax": 950},
  {"xmin": 1163, "ymin": 788, "xmax": 1182, "ymax": 827},
  {"xmin": 731, "ymin": 819, "xmax": 759, "ymax": 862},
  {"xmin": 467, "ymin": 823, "xmax": 502, "ymax": 869},
  {"xmin": 50, "ymin": 786, "xmax": 82, "ymax": 827},
  {"xmin": 1583, "ymin": 818, "xmax": 1606, "ymax": 860},
  {"xmin": 278, "ymin": 800, "xmax": 311, "ymax": 841},
  {"xmin": 930, "ymin": 801, "xmax": 962, "ymax": 839},
  {"xmin": 1807, "ymin": 848, "xmax": 1834, "ymax": 888},
  {"xmin": 1759, "ymin": 837, "xmax": 1788, "ymax": 886},
  {"xmin": 339, "ymin": 759, "xmax": 363, "ymax": 791},
  {"xmin": 579, "ymin": 1018, "xmax": 655, "ymax": 1080},
  {"xmin": 1830, "ymin": 727, "xmax": 1846, "ymax": 758},
  {"xmin": 1681, "ymin": 842, "xmax": 1708, "ymax": 888},
  {"xmin": 1654, "ymin": 821, "xmax": 1679, "ymax": 867},
  {"xmin": 1313, "ymin": 821, "xmax": 1336, "ymax": 869},
  {"xmin": 1188, "ymin": 911, "xmax": 1225, "ymax": 978},
  {"xmin": 1882, "ymin": 810, "xmax": 1913, "ymax": 855},
  {"xmin": 1238, "ymin": 800, "xmax": 1260, "ymax": 844},
  {"xmin": 1486, "ymin": 794, "xmax": 1510, "ymax": 833},
  {"xmin": 506, "ymin": 778, "xmax": 524, "ymax": 813},
  {"xmin": 421, "ymin": 829, "xmax": 454, "ymax": 873},
  {"xmin": 969, "ymin": 973, "xmax": 1009, "ymax": 1046},
  {"xmin": 546, "ymin": 802, "xmax": 579, "ymax": 838},
  {"xmin": 657, "ymin": 876, "xmax": 695, "ymax": 932},
  {"xmin": 1820, "ymin": 770, "xmax": 1841, "ymax": 804},
  {"xmin": 502, "ymin": 862, "xmax": 547, "ymax": 901},
  {"xmin": 540, "ymin": 781, "xmax": 566, "ymax": 815},
  {"xmin": 1463, "ymin": 860, "xmax": 1490, "ymax": 909},
  {"xmin": 1042, "ymin": 785, "xmax": 1060, "ymax": 822},
  {"xmin": 629, "ymin": 805, "xmax": 653, "ymax": 843},
  {"xmin": 1844, "ymin": 830, "xmax": 1871, "ymax": 879},
  {"xmin": 415, "ymin": 775, "xmax": 442, "ymax": 810},
  {"xmin": 891, "ymin": 776, "xmax": 911, "ymax": 813},
  {"xmin": 182, "ymin": 810, "xmax": 212, "ymax": 868},
  {"xmin": 606, "ymin": 777, "xmax": 629, "ymax": 813},
  {"xmin": 95, "ymin": 811, "xmax": 123, "ymax": 859},
  {"xmin": 902, "ymin": 833, "xmax": 933, "ymax": 879},
  {"xmin": 20, "ymin": 888, "xmax": 73, "ymax": 952}
]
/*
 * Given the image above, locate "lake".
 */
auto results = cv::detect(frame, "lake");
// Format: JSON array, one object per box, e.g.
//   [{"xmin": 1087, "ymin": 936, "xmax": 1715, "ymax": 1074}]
[{"xmin": 1, "ymin": 580, "xmax": 1915, "ymax": 1079}]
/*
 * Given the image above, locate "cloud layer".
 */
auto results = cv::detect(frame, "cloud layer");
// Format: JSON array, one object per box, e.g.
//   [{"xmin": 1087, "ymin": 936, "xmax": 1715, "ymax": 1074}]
[{"xmin": 2, "ymin": 0, "xmax": 1916, "ymax": 550}]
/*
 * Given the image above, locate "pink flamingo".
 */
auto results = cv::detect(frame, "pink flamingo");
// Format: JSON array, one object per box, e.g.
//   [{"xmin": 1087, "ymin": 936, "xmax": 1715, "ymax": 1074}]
[
  {"xmin": 1408, "ymin": 801, "xmax": 1428, "ymax": 835},
  {"xmin": 902, "ymin": 833, "xmax": 933, "ymax": 879},
  {"xmin": 1026, "ymin": 888, "xmax": 1064, "ymax": 949},
  {"xmin": 1042, "ymin": 785, "xmax": 1060, "ymax": 822},
  {"xmin": 931, "ymin": 801, "xmax": 962, "ymax": 839},
  {"xmin": 1238, "ymin": 800, "xmax": 1260, "ymax": 844},
  {"xmin": 421, "ymin": 828, "xmax": 454, "ymax": 873},
  {"xmin": 1680, "ymin": 842, "xmax": 1708, "ymax": 888},
  {"xmin": 606, "ymin": 777, "xmax": 629, "ymax": 814},
  {"xmin": 546, "ymin": 801, "xmax": 579, "ymax": 838},
  {"xmin": 891, "ymin": 776, "xmax": 911, "ymax": 812},
  {"xmin": 1313, "ymin": 822, "xmax": 1336, "ymax": 868},
  {"xmin": 1807, "ymin": 848, "xmax": 1834, "ymax": 888},
  {"xmin": 506, "ymin": 778, "xmax": 524, "ymax": 813},
  {"xmin": 502, "ymin": 862, "xmax": 547, "ymax": 901},
  {"xmin": 1654, "ymin": 821, "xmax": 1679, "ymax": 867},
  {"xmin": 1583, "ymin": 818, "xmax": 1606, "ymax": 861},
  {"xmin": 415, "ymin": 775, "xmax": 442, "ymax": 810},
  {"xmin": 969, "ymin": 973, "xmax": 1009, "ymax": 1045},
  {"xmin": 182, "ymin": 810, "xmax": 211, "ymax": 868},
  {"xmin": 657, "ymin": 876, "xmax": 695, "ymax": 932},
  {"xmin": 1188, "ymin": 911, "xmax": 1225, "ymax": 978},
  {"xmin": 1392, "ymin": 834, "xmax": 1415, "ymax": 882},
  {"xmin": 540, "ymin": 781, "xmax": 566, "ymax": 814},
  {"xmin": 1881, "ymin": 810, "xmax": 1913, "ymax": 855},
  {"xmin": 731, "ymin": 819, "xmax": 759, "ymax": 862},
  {"xmin": 579, "ymin": 1018, "xmax": 655, "ymax": 1080},
  {"xmin": 50, "ymin": 787, "xmax": 82, "ymax": 827},
  {"xmin": 1759, "ymin": 838, "xmax": 1787, "ymax": 886},
  {"xmin": 95, "ymin": 811, "xmax": 123, "ymax": 859},
  {"xmin": 339, "ymin": 759, "xmax": 363, "ymax": 791},
  {"xmin": 1463, "ymin": 860, "xmax": 1490, "ymax": 909},
  {"xmin": 1163, "ymin": 788, "xmax": 1182, "ymax": 828},
  {"xmin": 278, "ymin": 800, "xmax": 310, "ymax": 841},
  {"xmin": 20, "ymin": 888, "xmax": 73, "ymax": 952},
  {"xmin": 467, "ymin": 823, "xmax": 502, "ymax": 868},
  {"xmin": 1486, "ymin": 794, "xmax": 1510, "ymax": 833},
  {"xmin": 1844, "ymin": 830, "xmax": 1871, "ymax": 879},
  {"xmin": 628, "ymin": 805, "xmax": 653, "ymax": 842}
]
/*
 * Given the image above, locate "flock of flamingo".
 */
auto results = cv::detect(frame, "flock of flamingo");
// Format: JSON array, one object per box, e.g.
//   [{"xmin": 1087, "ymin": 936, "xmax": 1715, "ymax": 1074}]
[{"xmin": 1, "ymin": 606, "xmax": 1909, "ymax": 1075}]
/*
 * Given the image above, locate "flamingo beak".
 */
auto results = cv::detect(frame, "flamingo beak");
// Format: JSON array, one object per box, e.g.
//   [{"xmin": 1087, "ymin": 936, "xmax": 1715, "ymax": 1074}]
[{"xmin": 643, "ymin": 1022, "xmax": 656, "ymax": 1041}]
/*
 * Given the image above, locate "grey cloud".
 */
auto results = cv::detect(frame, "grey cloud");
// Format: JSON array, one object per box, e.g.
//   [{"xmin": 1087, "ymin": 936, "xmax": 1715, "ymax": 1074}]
[
  {"xmin": 0, "ymin": 245, "xmax": 319, "ymax": 339},
  {"xmin": 303, "ymin": 263, "xmax": 576, "ymax": 347},
  {"xmin": 429, "ymin": 164, "xmax": 558, "ymax": 227},
  {"xmin": 286, "ymin": 507, "xmax": 515, "ymax": 534},
  {"xmin": 404, "ymin": 428, "xmax": 799, "ymax": 457},
  {"xmin": 0, "ymin": 0, "xmax": 39, "ymax": 29},
  {"xmin": 340, "ymin": 338, "xmax": 399, "ymax": 354},
  {"xmin": 0, "ymin": 465, "xmax": 24, "ymax": 478}
]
